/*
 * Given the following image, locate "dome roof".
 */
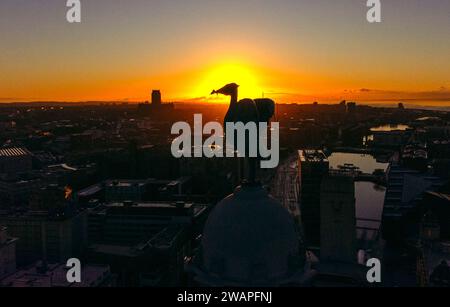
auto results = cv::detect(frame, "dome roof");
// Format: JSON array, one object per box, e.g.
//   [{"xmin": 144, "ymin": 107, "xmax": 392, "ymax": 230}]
[{"xmin": 195, "ymin": 184, "xmax": 305, "ymax": 286}]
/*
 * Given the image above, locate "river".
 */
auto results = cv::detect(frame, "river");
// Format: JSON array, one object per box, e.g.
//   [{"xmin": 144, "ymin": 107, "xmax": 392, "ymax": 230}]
[{"xmin": 327, "ymin": 152, "xmax": 388, "ymax": 233}]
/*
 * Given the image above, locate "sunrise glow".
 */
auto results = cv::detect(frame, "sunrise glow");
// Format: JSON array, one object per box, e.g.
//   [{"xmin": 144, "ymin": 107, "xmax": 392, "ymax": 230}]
[{"xmin": 0, "ymin": 1, "xmax": 449, "ymax": 105}]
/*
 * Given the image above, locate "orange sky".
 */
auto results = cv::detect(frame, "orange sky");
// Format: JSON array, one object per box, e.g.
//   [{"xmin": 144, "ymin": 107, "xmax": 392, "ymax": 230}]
[{"xmin": 1, "ymin": 0, "xmax": 449, "ymax": 105}]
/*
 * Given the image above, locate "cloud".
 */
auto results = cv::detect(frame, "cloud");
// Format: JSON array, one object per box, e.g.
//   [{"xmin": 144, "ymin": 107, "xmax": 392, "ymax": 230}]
[
  {"xmin": 0, "ymin": 98, "xmax": 26, "ymax": 101},
  {"xmin": 344, "ymin": 87, "xmax": 450, "ymax": 102},
  {"xmin": 0, "ymin": 97, "xmax": 41, "ymax": 102},
  {"xmin": 181, "ymin": 96, "xmax": 208, "ymax": 102}
]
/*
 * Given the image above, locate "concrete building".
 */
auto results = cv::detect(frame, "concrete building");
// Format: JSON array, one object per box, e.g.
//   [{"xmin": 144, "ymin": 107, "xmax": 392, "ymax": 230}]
[
  {"xmin": 382, "ymin": 164, "xmax": 444, "ymax": 242},
  {"xmin": 320, "ymin": 175, "xmax": 357, "ymax": 263},
  {"xmin": 78, "ymin": 179, "xmax": 151, "ymax": 205},
  {"xmin": 414, "ymin": 193, "xmax": 450, "ymax": 286},
  {"xmin": 372, "ymin": 130, "xmax": 412, "ymax": 148},
  {"xmin": 298, "ymin": 150, "xmax": 329, "ymax": 248},
  {"xmin": 104, "ymin": 180, "xmax": 148, "ymax": 202},
  {"xmin": 78, "ymin": 178, "xmax": 192, "ymax": 207},
  {"xmin": 88, "ymin": 225, "xmax": 188, "ymax": 286},
  {"xmin": 0, "ymin": 226, "xmax": 17, "ymax": 279},
  {"xmin": 87, "ymin": 201, "xmax": 209, "ymax": 245},
  {"xmin": 86, "ymin": 201, "xmax": 209, "ymax": 286},
  {"xmin": 0, "ymin": 210, "xmax": 87, "ymax": 266},
  {"xmin": 0, "ymin": 147, "xmax": 32, "ymax": 177},
  {"xmin": 0, "ymin": 176, "xmax": 42, "ymax": 208}
]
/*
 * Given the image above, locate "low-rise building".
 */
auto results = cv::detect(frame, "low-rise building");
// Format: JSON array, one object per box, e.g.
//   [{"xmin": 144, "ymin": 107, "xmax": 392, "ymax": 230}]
[
  {"xmin": 0, "ymin": 262, "xmax": 114, "ymax": 287},
  {"xmin": 0, "ymin": 147, "xmax": 33, "ymax": 177},
  {"xmin": 0, "ymin": 208, "xmax": 87, "ymax": 267}
]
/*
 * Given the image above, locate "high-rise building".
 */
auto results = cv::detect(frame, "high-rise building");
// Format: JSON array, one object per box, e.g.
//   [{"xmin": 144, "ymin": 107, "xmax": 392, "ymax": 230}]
[
  {"xmin": 320, "ymin": 175, "xmax": 356, "ymax": 263},
  {"xmin": 298, "ymin": 150, "xmax": 329, "ymax": 248},
  {"xmin": 152, "ymin": 90, "xmax": 162, "ymax": 105},
  {"xmin": 137, "ymin": 90, "xmax": 174, "ymax": 116},
  {"xmin": 0, "ymin": 226, "xmax": 17, "ymax": 279}
]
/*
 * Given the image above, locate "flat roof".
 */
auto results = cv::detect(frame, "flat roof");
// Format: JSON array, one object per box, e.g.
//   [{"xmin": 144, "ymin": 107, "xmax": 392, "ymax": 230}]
[{"xmin": 107, "ymin": 202, "xmax": 194, "ymax": 210}]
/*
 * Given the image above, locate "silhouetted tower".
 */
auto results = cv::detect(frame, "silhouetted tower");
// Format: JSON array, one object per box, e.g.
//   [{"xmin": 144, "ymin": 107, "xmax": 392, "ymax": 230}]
[
  {"xmin": 298, "ymin": 150, "xmax": 329, "ymax": 248},
  {"xmin": 152, "ymin": 90, "xmax": 162, "ymax": 106}
]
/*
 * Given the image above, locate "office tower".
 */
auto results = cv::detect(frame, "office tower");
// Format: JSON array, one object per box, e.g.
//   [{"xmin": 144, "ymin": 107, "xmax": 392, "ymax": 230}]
[
  {"xmin": 320, "ymin": 175, "xmax": 356, "ymax": 263},
  {"xmin": 298, "ymin": 150, "xmax": 329, "ymax": 248},
  {"xmin": 152, "ymin": 90, "xmax": 162, "ymax": 106}
]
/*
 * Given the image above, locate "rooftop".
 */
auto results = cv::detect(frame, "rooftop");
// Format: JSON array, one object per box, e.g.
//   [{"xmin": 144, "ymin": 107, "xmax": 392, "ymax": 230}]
[
  {"xmin": 105, "ymin": 179, "xmax": 148, "ymax": 188},
  {"xmin": 0, "ymin": 147, "xmax": 30, "ymax": 158},
  {"xmin": 90, "ymin": 226, "xmax": 183, "ymax": 256},
  {"xmin": 107, "ymin": 201, "xmax": 194, "ymax": 210},
  {"xmin": 90, "ymin": 201, "xmax": 208, "ymax": 218},
  {"xmin": 78, "ymin": 179, "xmax": 163, "ymax": 198},
  {"xmin": 299, "ymin": 149, "xmax": 328, "ymax": 163},
  {"xmin": 0, "ymin": 262, "xmax": 112, "ymax": 287}
]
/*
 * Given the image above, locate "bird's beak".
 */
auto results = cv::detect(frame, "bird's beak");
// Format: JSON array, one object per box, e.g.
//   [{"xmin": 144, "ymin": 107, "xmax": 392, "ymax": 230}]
[{"xmin": 212, "ymin": 85, "xmax": 228, "ymax": 95}]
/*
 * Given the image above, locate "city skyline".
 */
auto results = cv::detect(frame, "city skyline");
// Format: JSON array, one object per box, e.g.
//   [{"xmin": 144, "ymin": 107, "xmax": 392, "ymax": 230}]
[{"xmin": 1, "ymin": 0, "xmax": 450, "ymax": 105}]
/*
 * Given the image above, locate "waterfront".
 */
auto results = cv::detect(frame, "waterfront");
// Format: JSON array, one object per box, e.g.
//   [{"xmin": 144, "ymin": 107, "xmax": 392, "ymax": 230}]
[
  {"xmin": 355, "ymin": 181, "xmax": 386, "ymax": 229},
  {"xmin": 327, "ymin": 152, "xmax": 388, "ymax": 231},
  {"xmin": 370, "ymin": 124, "xmax": 411, "ymax": 132},
  {"xmin": 328, "ymin": 152, "xmax": 389, "ymax": 174}
]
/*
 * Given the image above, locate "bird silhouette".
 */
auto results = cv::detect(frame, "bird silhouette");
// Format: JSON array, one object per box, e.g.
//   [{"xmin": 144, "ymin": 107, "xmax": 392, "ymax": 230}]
[
  {"xmin": 211, "ymin": 83, "xmax": 275, "ymax": 126},
  {"xmin": 211, "ymin": 83, "xmax": 276, "ymax": 183}
]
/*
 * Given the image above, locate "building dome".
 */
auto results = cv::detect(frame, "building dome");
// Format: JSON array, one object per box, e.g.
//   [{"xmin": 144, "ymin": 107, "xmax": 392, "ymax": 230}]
[{"xmin": 193, "ymin": 184, "xmax": 306, "ymax": 286}]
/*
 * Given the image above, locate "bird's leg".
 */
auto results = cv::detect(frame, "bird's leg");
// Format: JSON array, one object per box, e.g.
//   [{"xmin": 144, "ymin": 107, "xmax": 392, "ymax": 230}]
[{"xmin": 248, "ymin": 157, "xmax": 257, "ymax": 184}]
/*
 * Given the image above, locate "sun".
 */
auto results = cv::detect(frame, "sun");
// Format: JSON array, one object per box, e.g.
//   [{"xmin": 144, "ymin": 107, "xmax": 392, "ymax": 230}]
[{"xmin": 195, "ymin": 62, "xmax": 263, "ymax": 102}]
